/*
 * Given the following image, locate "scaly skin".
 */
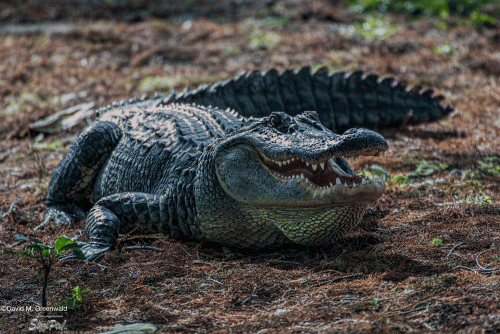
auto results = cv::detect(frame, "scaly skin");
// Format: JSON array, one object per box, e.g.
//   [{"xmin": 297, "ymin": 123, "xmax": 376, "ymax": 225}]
[{"xmin": 39, "ymin": 67, "xmax": 452, "ymax": 261}]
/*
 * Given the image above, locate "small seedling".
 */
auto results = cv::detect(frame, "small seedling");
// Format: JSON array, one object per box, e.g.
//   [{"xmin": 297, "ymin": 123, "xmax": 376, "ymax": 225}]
[
  {"xmin": 54, "ymin": 286, "xmax": 91, "ymax": 310},
  {"xmin": 3, "ymin": 235, "xmax": 84, "ymax": 307},
  {"xmin": 392, "ymin": 174, "xmax": 409, "ymax": 187},
  {"xmin": 430, "ymin": 238, "xmax": 443, "ymax": 247}
]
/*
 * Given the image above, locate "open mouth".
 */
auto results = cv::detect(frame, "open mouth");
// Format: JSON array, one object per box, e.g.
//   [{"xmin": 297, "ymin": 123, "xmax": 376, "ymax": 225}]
[{"xmin": 260, "ymin": 154, "xmax": 383, "ymax": 190}]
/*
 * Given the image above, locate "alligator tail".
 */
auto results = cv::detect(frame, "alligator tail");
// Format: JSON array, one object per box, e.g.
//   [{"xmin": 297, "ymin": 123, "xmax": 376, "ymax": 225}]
[{"xmin": 159, "ymin": 66, "xmax": 452, "ymax": 133}]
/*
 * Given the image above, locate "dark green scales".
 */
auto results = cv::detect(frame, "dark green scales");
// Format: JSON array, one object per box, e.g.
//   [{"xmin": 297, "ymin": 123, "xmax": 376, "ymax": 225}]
[{"xmin": 40, "ymin": 67, "xmax": 452, "ymax": 260}]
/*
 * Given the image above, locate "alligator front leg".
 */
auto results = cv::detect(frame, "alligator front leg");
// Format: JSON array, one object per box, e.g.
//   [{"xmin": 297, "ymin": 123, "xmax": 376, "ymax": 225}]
[
  {"xmin": 37, "ymin": 121, "xmax": 122, "ymax": 230},
  {"xmin": 71, "ymin": 192, "xmax": 167, "ymax": 261}
]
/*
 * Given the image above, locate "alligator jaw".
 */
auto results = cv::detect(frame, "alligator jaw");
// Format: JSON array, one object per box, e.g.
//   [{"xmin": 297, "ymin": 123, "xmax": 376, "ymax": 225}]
[{"xmin": 260, "ymin": 153, "xmax": 386, "ymax": 194}]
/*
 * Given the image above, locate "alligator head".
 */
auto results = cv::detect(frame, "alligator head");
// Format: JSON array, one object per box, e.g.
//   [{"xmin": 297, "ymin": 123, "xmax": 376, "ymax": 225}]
[{"xmin": 201, "ymin": 111, "xmax": 388, "ymax": 247}]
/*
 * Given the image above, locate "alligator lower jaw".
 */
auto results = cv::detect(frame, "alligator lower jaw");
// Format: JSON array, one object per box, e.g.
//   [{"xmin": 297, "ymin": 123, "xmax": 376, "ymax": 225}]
[{"xmin": 259, "ymin": 153, "xmax": 385, "ymax": 192}]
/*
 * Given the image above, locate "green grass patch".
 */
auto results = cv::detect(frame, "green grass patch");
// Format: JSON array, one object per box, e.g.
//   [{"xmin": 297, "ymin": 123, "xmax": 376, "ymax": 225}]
[
  {"xmin": 31, "ymin": 141, "xmax": 67, "ymax": 151},
  {"xmin": 434, "ymin": 42, "xmax": 455, "ymax": 55},
  {"xmin": 429, "ymin": 238, "xmax": 443, "ymax": 247},
  {"xmin": 340, "ymin": 14, "xmax": 400, "ymax": 40},
  {"xmin": 1, "ymin": 92, "xmax": 42, "ymax": 116},
  {"xmin": 247, "ymin": 31, "xmax": 281, "ymax": 50},
  {"xmin": 414, "ymin": 160, "xmax": 449, "ymax": 176},
  {"xmin": 346, "ymin": 0, "xmax": 498, "ymax": 28},
  {"xmin": 138, "ymin": 76, "xmax": 176, "ymax": 92}
]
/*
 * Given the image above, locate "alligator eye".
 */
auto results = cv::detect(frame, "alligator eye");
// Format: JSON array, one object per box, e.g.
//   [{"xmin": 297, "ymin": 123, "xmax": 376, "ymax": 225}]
[{"xmin": 269, "ymin": 113, "xmax": 282, "ymax": 127}]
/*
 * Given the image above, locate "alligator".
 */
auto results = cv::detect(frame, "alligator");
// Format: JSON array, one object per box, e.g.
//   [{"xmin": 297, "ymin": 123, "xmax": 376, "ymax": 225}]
[{"xmin": 39, "ymin": 67, "xmax": 453, "ymax": 261}]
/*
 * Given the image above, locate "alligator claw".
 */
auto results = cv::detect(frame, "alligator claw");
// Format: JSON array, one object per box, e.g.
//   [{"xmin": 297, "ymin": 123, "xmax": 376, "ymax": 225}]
[{"xmin": 36, "ymin": 204, "xmax": 87, "ymax": 230}]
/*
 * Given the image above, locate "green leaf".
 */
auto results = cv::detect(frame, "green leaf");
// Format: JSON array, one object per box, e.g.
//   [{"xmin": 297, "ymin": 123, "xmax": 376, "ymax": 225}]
[
  {"xmin": 54, "ymin": 235, "xmax": 74, "ymax": 252},
  {"xmin": 59, "ymin": 243, "xmax": 82, "ymax": 251},
  {"xmin": 430, "ymin": 238, "xmax": 443, "ymax": 247}
]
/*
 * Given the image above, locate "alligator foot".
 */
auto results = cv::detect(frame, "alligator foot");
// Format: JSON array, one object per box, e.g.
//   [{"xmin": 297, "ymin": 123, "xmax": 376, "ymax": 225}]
[
  {"xmin": 60, "ymin": 241, "xmax": 110, "ymax": 262},
  {"xmin": 35, "ymin": 204, "xmax": 87, "ymax": 230}
]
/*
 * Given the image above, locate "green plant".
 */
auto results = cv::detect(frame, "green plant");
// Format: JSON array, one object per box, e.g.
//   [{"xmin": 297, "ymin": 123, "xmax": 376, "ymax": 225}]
[
  {"xmin": 347, "ymin": 0, "xmax": 498, "ymax": 27},
  {"xmin": 392, "ymin": 174, "xmax": 409, "ymax": 187},
  {"xmin": 3, "ymin": 235, "xmax": 84, "ymax": 307},
  {"xmin": 430, "ymin": 238, "xmax": 443, "ymax": 247},
  {"xmin": 248, "ymin": 31, "xmax": 281, "ymax": 50},
  {"xmin": 138, "ymin": 76, "xmax": 175, "ymax": 92},
  {"xmin": 415, "ymin": 160, "xmax": 448, "ymax": 176},
  {"xmin": 434, "ymin": 42, "xmax": 455, "ymax": 55},
  {"xmin": 478, "ymin": 156, "xmax": 500, "ymax": 178},
  {"xmin": 54, "ymin": 286, "xmax": 91, "ymax": 310},
  {"xmin": 342, "ymin": 14, "xmax": 400, "ymax": 40}
]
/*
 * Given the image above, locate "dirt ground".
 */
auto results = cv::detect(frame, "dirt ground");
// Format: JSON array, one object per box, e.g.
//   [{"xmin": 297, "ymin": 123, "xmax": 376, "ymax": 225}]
[{"xmin": 1, "ymin": 1, "xmax": 500, "ymax": 333}]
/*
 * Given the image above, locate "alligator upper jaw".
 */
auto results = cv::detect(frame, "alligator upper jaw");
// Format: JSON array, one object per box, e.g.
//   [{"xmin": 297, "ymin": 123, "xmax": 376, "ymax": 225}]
[{"xmin": 259, "ymin": 152, "xmax": 383, "ymax": 189}]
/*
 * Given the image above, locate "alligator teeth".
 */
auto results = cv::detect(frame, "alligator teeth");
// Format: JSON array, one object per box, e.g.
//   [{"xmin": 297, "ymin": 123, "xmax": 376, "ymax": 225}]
[
  {"xmin": 312, "ymin": 164, "xmax": 318, "ymax": 171},
  {"xmin": 329, "ymin": 182, "xmax": 333, "ymax": 187},
  {"xmin": 336, "ymin": 178, "xmax": 341, "ymax": 185},
  {"xmin": 300, "ymin": 174, "xmax": 305, "ymax": 179},
  {"xmin": 278, "ymin": 161, "xmax": 282, "ymax": 167},
  {"xmin": 320, "ymin": 162, "xmax": 325, "ymax": 170},
  {"xmin": 362, "ymin": 178, "xmax": 367, "ymax": 185},
  {"xmin": 306, "ymin": 162, "xmax": 310, "ymax": 167}
]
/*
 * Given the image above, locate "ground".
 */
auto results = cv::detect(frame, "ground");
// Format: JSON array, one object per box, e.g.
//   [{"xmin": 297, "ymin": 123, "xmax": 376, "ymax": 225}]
[{"xmin": 1, "ymin": 1, "xmax": 500, "ymax": 333}]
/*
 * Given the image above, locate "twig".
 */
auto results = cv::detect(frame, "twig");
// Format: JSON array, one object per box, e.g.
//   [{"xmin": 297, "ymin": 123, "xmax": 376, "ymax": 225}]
[
  {"xmin": 333, "ymin": 318, "xmax": 371, "ymax": 324},
  {"xmin": 241, "ymin": 285, "xmax": 257, "ymax": 306},
  {"xmin": 125, "ymin": 245, "xmax": 163, "ymax": 252},
  {"xmin": 446, "ymin": 241, "xmax": 465, "ymax": 261},
  {"xmin": 446, "ymin": 229, "xmax": 500, "ymax": 271},
  {"xmin": 395, "ymin": 306, "xmax": 430, "ymax": 315},
  {"xmin": 206, "ymin": 277, "xmax": 223, "ymax": 285},
  {"xmin": 1, "ymin": 202, "xmax": 17, "ymax": 221},
  {"xmin": 314, "ymin": 274, "xmax": 362, "ymax": 287},
  {"xmin": 475, "ymin": 249, "xmax": 498, "ymax": 272},
  {"xmin": 451, "ymin": 265, "xmax": 479, "ymax": 272},
  {"xmin": 265, "ymin": 259, "xmax": 302, "ymax": 266}
]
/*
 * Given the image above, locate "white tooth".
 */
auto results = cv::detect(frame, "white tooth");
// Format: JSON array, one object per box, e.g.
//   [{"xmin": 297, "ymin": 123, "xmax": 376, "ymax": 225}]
[
  {"xmin": 312, "ymin": 164, "xmax": 318, "ymax": 171},
  {"xmin": 278, "ymin": 161, "xmax": 282, "ymax": 167},
  {"xmin": 320, "ymin": 162, "xmax": 325, "ymax": 170},
  {"xmin": 362, "ymin": 178, "xmax": 366, "ymax": 185},
  {"xmin": 306, "ymin": 162, "xmax": 310, "ymax": 167},
  {"xmin": 291, "ymin": 157, "xmax": 295, "ymax": 162},
  {"xmin": 362, "ymin": 171, "xmax": 366, "ymax": 177},
  {"xmin": 285, "ymin": 159, "xmax": 290, "ymax": 165},
  {"xmin": 345, "ymin": 182, "xmax": 348, "ymax": 187},
  {"xmin": 300, "ymin": 174, "xmax": 305, "ymax": 179},
  {"xmin": 352, "ymin": 182, "xmax": 356, "ymax": 187},
  {"xmin": 329, "ymin": 182, "xmax": 333, "ymax": 187},
  {"xmin": 336, "ymin": 178, "xmax": 341, "ymax": 185}
]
